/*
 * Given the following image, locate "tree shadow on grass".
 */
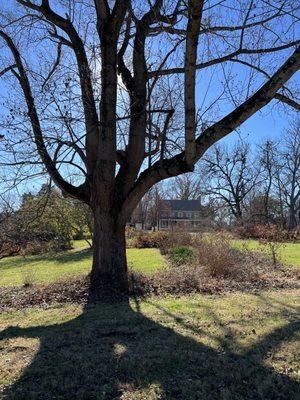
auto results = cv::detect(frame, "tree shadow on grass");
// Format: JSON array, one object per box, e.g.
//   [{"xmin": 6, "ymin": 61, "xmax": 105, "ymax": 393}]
[
  {"xmin": 49, "ymin": 247, "xmax": 92, "ymax": 265},
  {"xmin": 0, "ymin": 248, "xmax": 92, "ymax": 271},
  {"xmin": 0, "ymin": 296, "xmax": 299, "ymax": 400}
]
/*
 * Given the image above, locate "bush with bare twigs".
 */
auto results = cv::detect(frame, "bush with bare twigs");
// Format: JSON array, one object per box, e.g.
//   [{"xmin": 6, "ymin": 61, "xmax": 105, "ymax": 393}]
[
  {"xmin": 132, "ymin": 230, "xmax": 192, "ymax": 253},
  {"xmin": 254, "ymin": 224, "xmax": 286, "ymax": 265}
]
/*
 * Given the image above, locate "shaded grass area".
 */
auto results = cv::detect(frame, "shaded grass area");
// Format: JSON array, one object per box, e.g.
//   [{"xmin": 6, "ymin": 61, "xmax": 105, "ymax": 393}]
[
  {"xmin": 0, "ymin": 289, "xmax": 299, "ymax": 399},
  {"xmin": 232, "ymin": 239, "xmax": 300, "ymax": 269},
  {"xmin": 0, "ymin": 243, "xmax": 164, "ymax": 286}
]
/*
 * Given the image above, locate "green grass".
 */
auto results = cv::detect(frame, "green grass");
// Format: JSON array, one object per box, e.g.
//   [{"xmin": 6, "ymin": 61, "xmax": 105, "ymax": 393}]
[
  {"xmin": 232, "ymin": 239, "xmax": 300, "ymax": 268},
  {"xmin": 0, "ymin": 242, "xmax": 164, "ymax": 287},
  {"xmin": 0, "ymin": 240, "xmax": 299, "ymax": 398},
  {"xmin": 0, "ymin": 289, "xmax": 299, "ymax": 399},
  {"xmin": 0, "ymin": 237, "xmax": 299, "ymax": 287}
]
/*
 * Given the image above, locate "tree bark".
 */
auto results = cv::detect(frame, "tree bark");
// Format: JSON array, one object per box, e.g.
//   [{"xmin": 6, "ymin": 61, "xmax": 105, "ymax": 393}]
[
  {"xmin": 90, "ymin": 207, "xmax": 128, "ymax": 297},
  {"xmin": 288, "ymin": 203, "xmax": 298, "ymax": 231}
]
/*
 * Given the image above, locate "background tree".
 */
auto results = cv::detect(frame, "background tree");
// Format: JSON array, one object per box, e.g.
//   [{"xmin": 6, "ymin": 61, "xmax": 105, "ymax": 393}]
[
  {"xmin": 0, "ymin": 1, "xmax": 299, "ymax": 295},
  {"xmin": 275, "ymin": 121, "xmax": 300, "ymax": 230},
  {"xmin": 20, "ymin": 186, "xmax": 74, "ymax": 250},
  {"xmin": 67, "ymin": 199, "xmax": 93, "ymax": 246},
  {"xmin": 202, "ymin": 142, "xmax": 258, "ymax": 222},
  {"xmin": 132, "ymin": 183, "xmax": 166, "ymax": 230},
  {"xmin": 0, "ymin": 186, "xmax": 94, "ymax": 257},
  {"xmin": 258, "ymin": 140, "xmax": 278, "ymax": 223},
  {"xmin": 0, "ymin": 194, "xmax": 22, "ymax": 258},
  {"xmin": 246, "ymin": 195, "xmax": 285, "ymax": 227},
  {"xmin": 168, "ymin": 173, "xmax": 203, "ymax": 200}
]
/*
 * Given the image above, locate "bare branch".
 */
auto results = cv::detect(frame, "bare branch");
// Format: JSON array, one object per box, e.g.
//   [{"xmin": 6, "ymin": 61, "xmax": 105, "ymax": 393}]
[
  {"xmin": 17, "ymin": 0, "xmax": 100, "ymax": 172},
  {"xmin": 0, "ymin": 30, "xmax": 87, "ymax": 201},
  {"xmin": 0, "ymin": 64, "xmax": 17, "ymax": 78},
  {"xmin": 41, "ymin": 41, "xmax": 62, "ymax": 91},
  {"xmin": 149, "ymin": 40, "xmax": 300, "ymax": 78},
  {"xmin": 184, "ymin": 0, "xmax": 204, "ymax": 166}
]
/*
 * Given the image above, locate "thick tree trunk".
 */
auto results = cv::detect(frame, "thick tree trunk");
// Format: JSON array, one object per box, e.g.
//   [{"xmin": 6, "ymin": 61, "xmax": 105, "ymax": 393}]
[{"xmin": 90, "ymin": 208, "xmax": 128, "ymax": 297}]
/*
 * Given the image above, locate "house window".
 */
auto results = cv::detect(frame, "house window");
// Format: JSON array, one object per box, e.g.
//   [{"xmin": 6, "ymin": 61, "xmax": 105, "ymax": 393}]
[
  {"xmin": 186, "ymin": 212, "xmax": 191, "ymax": 218},
  {"xmin": 178, "ymin": 212, "xmax": 183, "ymax": 217},
  {"xmin": 194, "ymin": 212, "xmax": 199, "ymax": 218},
  {"xmin": 161, "ymin": 220, "xmax": 169, "ymax": 228}
]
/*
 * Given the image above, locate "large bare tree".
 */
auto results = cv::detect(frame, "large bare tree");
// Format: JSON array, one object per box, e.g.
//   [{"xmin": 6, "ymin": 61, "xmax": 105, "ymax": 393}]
[
  {"xmin": 0, "ymin": 0, "xmax": 299, "ymax": 294},
  {"xmin": 275, "ymin": 121, "xmax": 300, "ymax": 230},
  {"xmin": 202, "ymin": 141, "xmax": 258, "ymax": 221},
  {"xmin": 169, "ymin": 173, "xmax": 203, "ymax": 200}
]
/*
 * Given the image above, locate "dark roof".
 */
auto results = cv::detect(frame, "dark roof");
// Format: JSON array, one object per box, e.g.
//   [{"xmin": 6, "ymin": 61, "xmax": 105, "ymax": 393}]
[{"xmin": 165, "ymin": 199, "xmax": 203, "ymax": 211}]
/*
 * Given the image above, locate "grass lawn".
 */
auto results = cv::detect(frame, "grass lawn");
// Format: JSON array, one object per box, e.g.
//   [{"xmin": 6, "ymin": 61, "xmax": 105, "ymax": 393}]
[
  {"xmin": 232, "ymin": 239, "xmax": 300, "ymax": 268},
  {"xmin": 0, "ymin": 289, "xmax": 299, "ymax": 399},
  {"xmin": 0, "ymin": 238, "xmax": 299, "ymax": 287},
  {"xmin": 0, "ymin": 242, "xmax": 164, "ymax": 287}
]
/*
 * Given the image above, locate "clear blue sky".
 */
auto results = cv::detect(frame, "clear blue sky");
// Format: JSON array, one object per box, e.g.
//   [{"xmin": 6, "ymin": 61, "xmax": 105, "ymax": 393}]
[{"xmin": 0, "ymin": 0, "xmax": 299, "ymax": 199}]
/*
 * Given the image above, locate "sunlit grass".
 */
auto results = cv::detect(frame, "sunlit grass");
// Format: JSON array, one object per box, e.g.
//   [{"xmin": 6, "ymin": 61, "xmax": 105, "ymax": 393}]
[
  {"xmin": 232, "ymin": 239, "xmax": 300, "ymax": 268},
  {"xmin": 0, "ymin": 242, "xmax": 164, "ymax": 287},
  {"xmin": 0, "ymin": 237, "xmax": 298, "ymax": 288}
]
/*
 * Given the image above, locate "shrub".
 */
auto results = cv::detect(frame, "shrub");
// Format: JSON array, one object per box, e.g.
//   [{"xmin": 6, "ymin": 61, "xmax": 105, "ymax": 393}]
[
  {"xmin": 236, "ymin": 223, "xmax": 289, "ymax": 241},
  {"xmin": 125, "ymin": 226, "xmax": 138, "ymax": 239},
  {"xmin": 132, "ymin": 231, "xmax": 171, "ymax": 249},
  {"xmin": 49, "ymin": 236, "xmax": 72, "ymax": 252},
  {"xmin": 195, "ymin": 233, "xmax": 271, "ymax": 281},
  {"xmin": 257, "ymin": 229, "xmax": 285, "ymax": 266},
  {"xmin": 128, "ymin": 232, "xmax": 278, "ymax": 298},
  {"xmin": 196, "ymin": 234, "xmax": 235, "ymax": 278},
  {"xmin": 131, "ymin": 230, "xmax": 193, "ymax": 254},
  {"xmin": 160, "ymin": 231, "xmax": 193, "ymax": 254},
  {"xmin": 129, "ymin": 250, "xmax": 284, "ymax": 297},
  {"xmin": 234, "ymin": 223, "xmax": 288, "ymax": 265},
  {"xmin": 0, "ymin": 241, "xmax": 21, "ymax": 258},
  {"xmin": 168, "ymin": 246, "xmax": 196, "ymax": 266},
  {"xmin": 128, "ymin": 265, "xmax": 203, "ymax": 296},
  {"xmin": 25, "ymin": 241, "xmax": 52, "ymax": 255},
  {"xmin": 25, "ymin": 236, "xmax": 72, "ymax": 256}
]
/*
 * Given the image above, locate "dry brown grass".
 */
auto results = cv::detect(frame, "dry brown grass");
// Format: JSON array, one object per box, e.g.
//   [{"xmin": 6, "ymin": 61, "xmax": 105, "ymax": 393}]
[
  {"xmin": 129, "ymin": 262, "xmax": 298, "ymax": 297},
  {"xmin": 1, "ymin": 263, "xmax": 297, "ymax": 311}
]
